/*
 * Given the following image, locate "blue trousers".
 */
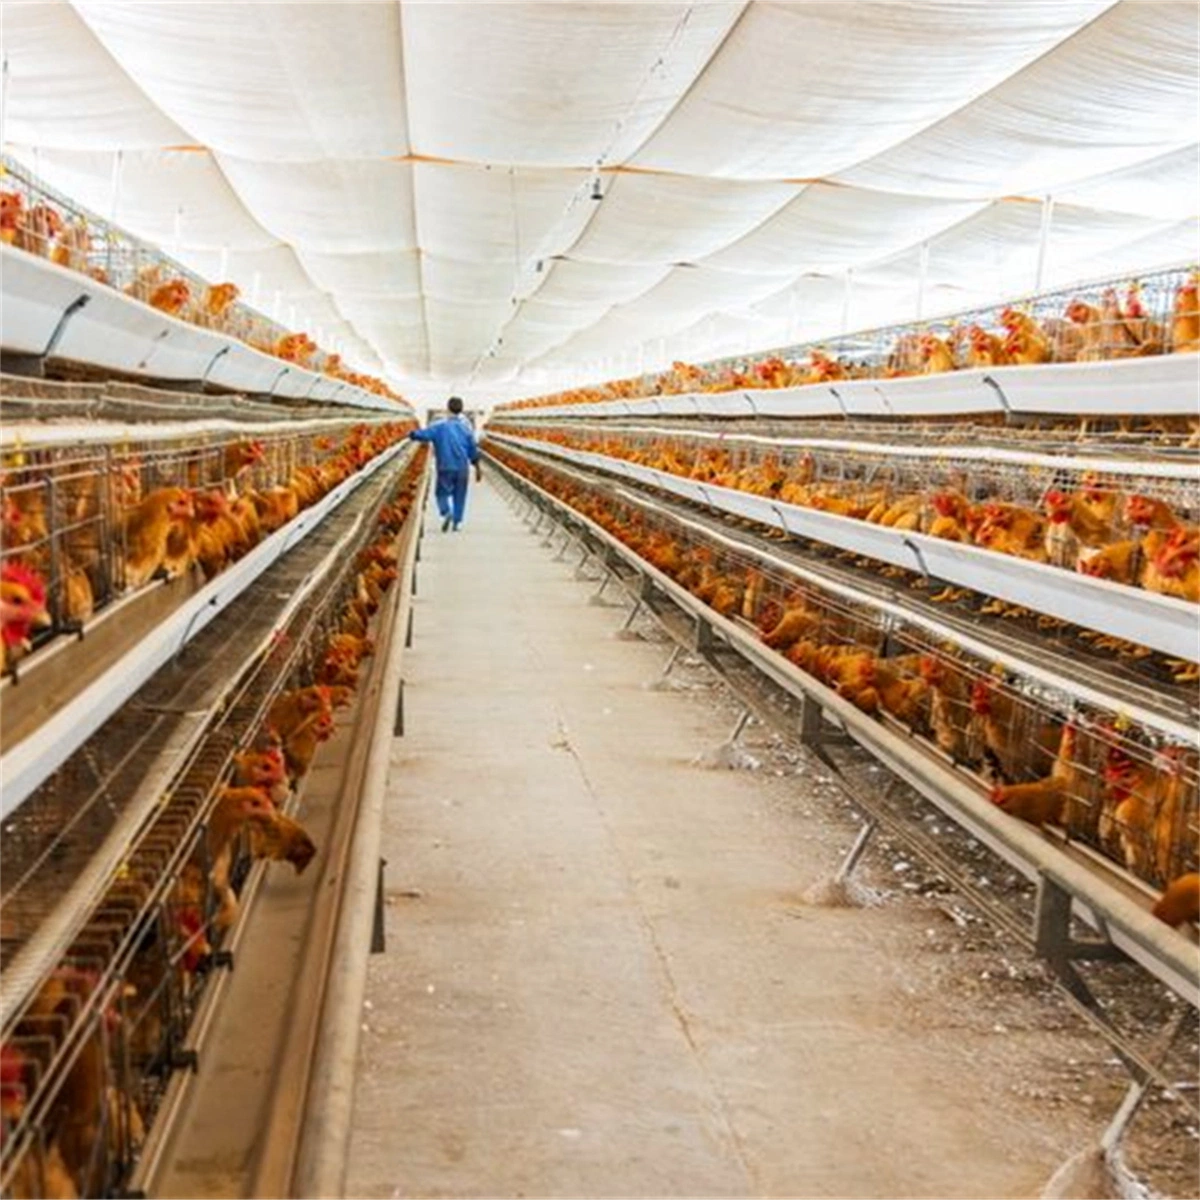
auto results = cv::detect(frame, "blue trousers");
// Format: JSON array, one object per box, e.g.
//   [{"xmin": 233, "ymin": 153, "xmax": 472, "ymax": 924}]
[{"xmin": 435, "ymin": 468, "xmax": 470, "ymax": 526}]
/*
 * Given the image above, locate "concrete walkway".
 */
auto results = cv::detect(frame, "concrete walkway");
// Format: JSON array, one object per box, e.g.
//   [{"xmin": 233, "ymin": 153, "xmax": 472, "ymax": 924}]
[{"xmin": 345, "ymin": 478, "xmax": 1107, "ymax": 1199}]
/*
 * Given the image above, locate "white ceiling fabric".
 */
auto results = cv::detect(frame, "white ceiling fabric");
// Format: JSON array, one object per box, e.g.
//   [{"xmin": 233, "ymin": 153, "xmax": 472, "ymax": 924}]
[{"xmin": 1, "ymin": 0, "xmax": 1196, "ymax": 405}]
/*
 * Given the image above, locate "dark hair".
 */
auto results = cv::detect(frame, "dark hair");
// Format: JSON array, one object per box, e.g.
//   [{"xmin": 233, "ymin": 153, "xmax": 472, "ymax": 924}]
[{"xmin": 447, "ymin": 396, "xmax": 464, "ymax": 414}]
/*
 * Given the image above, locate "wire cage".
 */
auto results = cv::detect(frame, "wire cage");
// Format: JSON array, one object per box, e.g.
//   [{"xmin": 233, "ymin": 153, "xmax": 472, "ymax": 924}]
[
  {"xmin": 494, "ymin": 423, "xmax": 1200, "ymax": 602},
  {"xmin": 497, "ymin": 260, "xmax": 1197, "ymax": 412},
  {"xmin": 491, "ymin": 442, "xmax": 1200, "ymax": 898},
  {"xmin": 0, "ymin": 155, "xmax": 402, "ymax": 397},
  {"xmin": 0, "ymin": 452, "xmax": 424, "ymax": 1200},
  {"xmin": 0, "ymin": 421, "xmax": 407, "ymax": 675}
]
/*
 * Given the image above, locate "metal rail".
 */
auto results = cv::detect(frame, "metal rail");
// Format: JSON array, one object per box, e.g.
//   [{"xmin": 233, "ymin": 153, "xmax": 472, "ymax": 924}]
[
  {"xmin": 487, "ymin": 438, "xmax": 1199, "ymax": 741},
  {"xmin": 130, "ymin": 472, "xmax": 424, "ymax": 1199},
  {"xmin": 1, "ymin": 440, "xmax": 410, "ymax": 817},
  {"xmin": 0, "ymin": 451, "xmax": 426, "ymax": 1200},
  {"xmin": 485, "ymin": 447, "xmax": 1199, "ymax": 1010},
  {"xmin": 489, "ymin": 431, "xmax": 1200, "ymax": 663}
]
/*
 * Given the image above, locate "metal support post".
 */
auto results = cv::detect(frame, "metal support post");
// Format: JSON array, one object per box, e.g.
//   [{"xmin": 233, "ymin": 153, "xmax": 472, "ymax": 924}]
[
  {"xmin": 799, "ymin": 694, "xmax": 824, "ymax": 748},
  {"xmin": 393, "ymin": 679, "xmax": 405, "ymax": 737},
  {"xmin": 371, "ymin": 857, "xmax": 387, "ymax": 954},
  {"xmin": 834, "ymin": 819, "xmax": 877, "ymax": 885},
  {"xmin": 620, "ymin": 596, "xmax": 643, "ymax": 631}
]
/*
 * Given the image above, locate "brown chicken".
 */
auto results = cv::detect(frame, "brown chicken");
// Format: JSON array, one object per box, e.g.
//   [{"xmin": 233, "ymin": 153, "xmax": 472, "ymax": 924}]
[
  {"xmin": 918, "ymin": 333, "xmax": 956, "ymax": 374},
  {"xmin": 252, "ymin": 485, "xmax": 300, "ymax": 532},
  {"xmin": 990, "ymin": 722, "xmax": 1079, "ymax": 826},
  {"xmin": 1141, "ymin": 526, "xmax": 1200, "ymax": 602},
  {"xmin": 148, "ymin": 279, "xmax": 191, "ymax": 316},
  {"xmin": 121, "ymin": 487, "xmax": 196, "ymax": 590},
  {"xmin": 248, "ymin": 809, "xmax": 318, "ymax": 874},
  {"xmin": 202, "ymin": 282, "xmax": 240, "ymax": 320},
  {"xmin": 968, "ymin": 676, "xmax": 1056, "ymax": 782},
  {"xmin": 267, "ymin": 687, "xmax": 330, "ymax": 741},
  {"xmin": 1152, "ymin": 872, "xmax": 1200, "ymax": 926},
  {"xmin": 207, "ymin": 786, "xmax": 276, "ymax": 929},
  {"xmin": 1076, "ymin": 540, "xmax": 1140, "ymax": 584},
  {"xmin": 973, "ymin": 502, "xmax": 1047, "ymax": 562},
  {"xmin": 232, "ymin": 744, "xmax": 290, "ymax": 806},
  {"xmin": 999, "ymin": 308, "xmax": 1050, "ymax": 365},
  {"xmin": 1171, "ymin": 273, "xmax": 1200, "ymax": 353},
  {"xmin": 926, "ymin": 491, "xmax": 975, "ymax": 542},
  {"xmin": 1042, "ymin": 488, "xmax": 1112, "ymax": 569},
  {"xmin": 762, "ymin": 604, "xmax": 821, "ymax": 651},
  {"xmin": 1065, "ymin": 299, "xmax": 1113, "ymax": 361},
  {"xmin": 873, "ymin": 654, "xmax": 929, "ymax": 726},
  {"xmin": 1, "ymin": 561, "xmax": 52, "ymax": 674},
  {"xmin": 224, "ymin": 439, "xmax": 266, "ymax": 478},
  {"xmin": 283, "ymin": 709, "xmax": 336, "ymax": 780},
  {"xmin": 1102, "ymin": 743, "xmax": 1169, "ymax": 878},
  {"xmin": 61, "ymin": 563, "xmax": 95, "ymax": 625}
]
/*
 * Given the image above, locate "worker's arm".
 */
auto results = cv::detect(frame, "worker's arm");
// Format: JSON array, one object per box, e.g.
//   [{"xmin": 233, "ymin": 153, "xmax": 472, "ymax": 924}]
[{"xmin": 409, "ymin": 426, "xmax": 434, "ymax": 443}]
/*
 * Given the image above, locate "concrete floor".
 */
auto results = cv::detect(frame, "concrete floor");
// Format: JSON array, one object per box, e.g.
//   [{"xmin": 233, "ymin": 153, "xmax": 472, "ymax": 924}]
[{"xmin": 345, "ymin": 479, "xmax": 1100, "ymax": 1199}]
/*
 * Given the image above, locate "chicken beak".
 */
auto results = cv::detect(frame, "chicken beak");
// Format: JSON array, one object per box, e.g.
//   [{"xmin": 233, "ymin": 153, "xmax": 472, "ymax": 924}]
[{"xmin": 32, "ymin": 605, "xmax": 52, "ymax": 629}]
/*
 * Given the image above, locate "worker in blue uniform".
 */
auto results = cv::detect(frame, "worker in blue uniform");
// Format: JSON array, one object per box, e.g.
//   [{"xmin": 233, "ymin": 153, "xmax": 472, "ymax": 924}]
[{"xmin": 409, "ymin": 396, "xmax": 482, "ymax": 531}]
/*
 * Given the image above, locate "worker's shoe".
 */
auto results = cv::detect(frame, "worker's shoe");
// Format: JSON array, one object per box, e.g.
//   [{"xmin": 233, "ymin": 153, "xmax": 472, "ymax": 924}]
[{"xmin": 441, "ymin": 514, "xmax": 452, "ymax": 532}]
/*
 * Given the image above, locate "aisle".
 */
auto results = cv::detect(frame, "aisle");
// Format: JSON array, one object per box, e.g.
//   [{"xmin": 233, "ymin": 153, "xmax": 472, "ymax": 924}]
[{"xmin": 346, "ymin": 479, "xmax": 1101, "ymax": 1200}]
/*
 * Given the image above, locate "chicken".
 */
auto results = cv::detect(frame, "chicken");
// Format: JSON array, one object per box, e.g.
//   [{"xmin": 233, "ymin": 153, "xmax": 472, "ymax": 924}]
[
  {"xmin": 0, "ymin": 190, "xmax": 22, "ymax": 244},
  {"xmin": 973, "ymin": 502, "xmax": 1047, "ymax": 562},
  {"xmin": 4, "ymin": 1136, "xmax": 79, "ymax": 1199},
  {"xmin": 1152, "ymin": 872, "xmax": 1200, "ymax": 927},
  {"xmin": 252, "ymin": 486, "xmax": 300, "ymax": 532},
  {"xmin": 4, "ymin": 480, "xmax": 49, "ymax": 550},
  {"xmin": 1, "ymin": 561, "xmax": 52, "ymax": 673},
  {"xmin": 1065, "ymin": 299, "xmax": 1113, "ymax": 362},
  {"xmin": 231, "ymin": 745, "xmax": 290, "ymax": 806},
  {"xmin": 267, "ymin": 686, "xmax": 330, "ymax": 741},
  {"xmin": 806, "ymin": 349, "xmax": 847, "ymax": 383},
  {"xmin": 170, "ymin": 863, "xmax": 212, "ymax": 979},
  {"xmin": 1102, "ymin": 743, "xmax": 1171, "ymax": 878},
  {"xmin": 247, "ymin": 809, "xmax": 318, "ymax": 874},
  {"xmin": 1042, "ymin": 488, "xmax": 1112, "ymax": 568},
  {"xmin": 964, "ymin": 324, "xmax": 1011, "ymax": 368},
  {"xmin": 1170, "ymin": 273, "xmax": 1200, "ymax": 353},
  {"xmin": 148, "ymin": 279, "xmax": 191, "ymax": 316},
  {"xmin": 990, "ymin": 722, "xmax": 1079, "ymax": 827},
  {"xmin": 15, "ymin": 203, "xmax": 63, "ymax": 257},
  {"xmin": 918, "ymin": 333, "xmax": 956, "ymax": 374},
  {"xmin": 864, "ymin": 493, "xmax": 924, "ymax": 530},
  {"xmin": 1120, "ymin": 281, "xmax": 1164, "ymax": 355},
  {"xmin": 62, "ymin": 562, "xmax": 95, "ymax": 625},
  {"xmin": 926, "ymin": 490, "xmax": 974, "ymax": 542},
  {"xmin": 190, "ymin": 490, "xmax": 250, "ymax": 578},
  {"xmin": 999, "ymin": 308, "xmax": 1051, "ymax": 365},
  {"xmin": 283, "ymin": 709, "xmax": 336, "ymax": 780},
  {"xmin": 50, "ymin": 219, "xmax": 92, "ymax": 275},
  {"xmin": 224, "ymin": 439, "xmax": 267, "ymax": 479},
  {"xmin": 1077, "ymin": 473, "xmax": 1121, "ymax": 529},
  {"xmin": 202, "ymin": 282, "xmax": 240, "ymax": 320},
  {"xmin": 814, "ymin": 645, "xmax": 879, "ymax": 714},
  {"xmin": 1149, "ymin": 747, "xmax": 1195, "ymax": 884},
  {"xmin": 120, "ymin": 487, "xmax": 196, "ymax": 590},
  {"xmin": 207, "ymin": 786, "xmax": 276, "ymax": 929},
  {"xmin": 1077, "ymin": 540, "xmax": 1140, "ymax": 585},
  {"xmin": 918, "ymin": 656, "xmax": 971, "ymax": 760},
  {"xmin": 968, "ymin": 676, "xmax": 1056, "ymax": 782},
  {"xmin": 873, "ymin": 654, "xmax": 929, "ymax": 727},
  {"xmin": 1141, "ymin": 526, "xmax": 1200, "ymax": 602},
  {"xmin": 48, "ymin": 984, "xmax": 143, "ymax": 1197},
  {"xmin": 762, "ymin": 604, "xmax": 821, "ymax": 651}
]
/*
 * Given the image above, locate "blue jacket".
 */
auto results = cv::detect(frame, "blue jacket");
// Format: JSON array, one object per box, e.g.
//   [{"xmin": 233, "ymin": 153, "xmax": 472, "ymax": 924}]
[{"xmin": 409, "ymin": 415, "xmax": 480, "ymax": 473}]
